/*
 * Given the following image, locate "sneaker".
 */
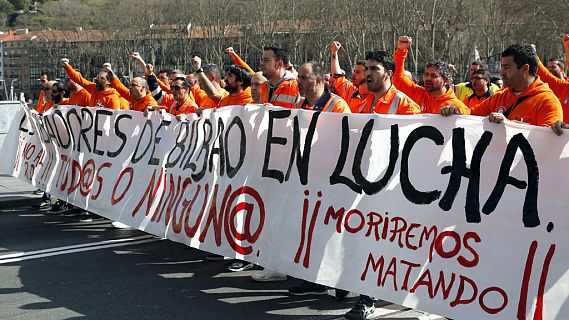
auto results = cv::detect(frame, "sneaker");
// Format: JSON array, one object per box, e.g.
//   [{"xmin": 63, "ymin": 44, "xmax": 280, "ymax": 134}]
[
  {"xmin": 345, "ymin": 298, "xmax": 376, "ymax": 320},
  {"xmin": 226, "ymin": 259, "xmax": 255, "ymax": 272},
  {"xmin": 63, "ymin": 207, "xmax": 83, "ymax": 217},
  {"xmin": 288, "ymin": 281, "xmax": 328, "ymax": 296},
  {"xmin": 111, "ymin": 221, "xmax": 133, "ymax": 229},
  {"xmin": 335, "ymin": 288, "xmax": 350, "ymax": 300},
  {"xmin": 38, "ymin": 200, "xmax": 52, "ymax": 211},
  {"xmin": 251, "ymin": 269, "xmax": 288, "ymax": 282},
  {"xmin": 33, "ymin": 189, "xmax": 44, "ymax": 195},
  {"xmin": 46, "ymin": 201, "xmax": 69, "ymax": 215}
]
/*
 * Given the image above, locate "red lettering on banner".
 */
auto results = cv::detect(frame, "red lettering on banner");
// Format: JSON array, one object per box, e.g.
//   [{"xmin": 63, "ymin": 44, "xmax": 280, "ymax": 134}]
[
  {"xmin": 111, "ymin": 167, "xmax": 134, "ymax": 205},
  {"xmin": 361, "ymin": 253, "xmax": 509, "ymax": 316}
]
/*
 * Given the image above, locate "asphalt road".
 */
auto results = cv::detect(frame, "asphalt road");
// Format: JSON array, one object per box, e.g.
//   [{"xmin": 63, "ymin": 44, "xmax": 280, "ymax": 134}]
[{"xmin": 0, "ymin": 204, "xmax": 445, "ymax": 320}]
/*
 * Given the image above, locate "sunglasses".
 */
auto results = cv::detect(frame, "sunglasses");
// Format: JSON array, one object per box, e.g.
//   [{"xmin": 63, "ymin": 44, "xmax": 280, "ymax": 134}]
[
  {"xmin": 170, "ymin": 85, "xmax": 183, "ymax": 91},
  {"xmin": 471, "ymin": 76, "xmax": 485, "ymax": 81}
]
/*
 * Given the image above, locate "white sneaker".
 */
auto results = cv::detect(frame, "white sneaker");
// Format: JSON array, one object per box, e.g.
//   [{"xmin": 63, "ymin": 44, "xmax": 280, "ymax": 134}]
[
  {"xmin": 251, "ymin": 269, "xmax": 287, "ymax": 282},
  {"xmin": 111, "ymin": 221, "xmax": 133, "ymax": 229}
]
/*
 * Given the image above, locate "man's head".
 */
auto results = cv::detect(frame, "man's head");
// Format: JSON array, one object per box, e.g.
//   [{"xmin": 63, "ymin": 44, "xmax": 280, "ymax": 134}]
[
  {"xmin": 203, "ymin": 64, "xmax": 222, "ymax": 84},
  {"xmin": 128, "ymin": 77, "xmax": 149, "ymax": 100},
  {"xmin": 365, "ymin": 51, "xmax": 395, "ymax": 93},
  {"xmin": 471, "ymin": 68, "xmax": 490, "ymax": 93},
  {"xmin": 297, "ymin": 61, "xmax": 325, "ymax": 98},
  {"xmin": 260, "ymin": 45, "xmax": 288, "ymax": 80},
  {"xmin": 95, "ymin": 70, "xmax": 111, "ymax": 91},
  {"xmin": 224, "ymin": 65, "xmax": 251, "ymax": 94},
  {"xmin": 500, "ymin": 44, "xmax": 538, "ymax": 91},
  {"xmin": 251, "ymin": 72, "xmax": 266, "ymax": 102},
  {"xmin": 469, "ymin": 60, "xmax": 489, "ymax": 78},
  {"xmin": 170, "ymin": 77, "xmax": 191, "ymax": 102},
  {"xmin": 352, "ymin": 60, "xmax": 367, "ymax": 85},
  {"xmin": 491, "ymin": 76, "xmax": 504, "ymax": 89},
  {"xmin": 547, "ymin": 59, "xmax": 565, "ymax": 79},
  {"xmin": 169, "ymin": 70, "xmax": 185, "ymax": 83},
  {"xmin": 39, "ymin": 72, "xmax": 49, "ymax": 88},
  {"xmin": 423, "ymin": 60, "xmax": 452, "ymax": 93},
  {"xmin": 158, "ymin": 70, "xmax": 171, "ymax": 84},
  {"xmin": 51, "ymin": 82, "xmax": 68, "ymax": 104},
  {"xmin": 44, "ymin": 80, "xmax": 57, "ymax": 101}
]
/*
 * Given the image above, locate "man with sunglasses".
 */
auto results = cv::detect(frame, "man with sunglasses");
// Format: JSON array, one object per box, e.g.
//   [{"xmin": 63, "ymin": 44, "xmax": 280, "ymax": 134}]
[
  {"xmin": 63, "ymin": 77, "xmax": 91, "ymax": 107},
  {"xmin": 462, "ymin": 68, "xmax": 494, "ymax": 109}
]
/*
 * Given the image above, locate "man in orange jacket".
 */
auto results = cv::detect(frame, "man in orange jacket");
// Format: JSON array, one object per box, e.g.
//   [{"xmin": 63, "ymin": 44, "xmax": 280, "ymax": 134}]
[
  {"xmin": 61, "ymin": 58, "xmax": 121, "ymax": 110},
  {"xmin": 536, "ymin": 52, "xmax": 569, "ymax": 122},
  {"xmin": 330, "ymin": 41, "xmax": 367, "ymax": 105},
  {"xmin": 64, "ymin": 78, "xmax": 91, "ymax": 107},
  {"xmin": 293, "ymin": 61, "xmax": 350, "ymax": 113},
  {"xmin": 218, "ymin": 65, "xmax": 253, "ymax": 107},
  {"xmin": 462, "ymin": 68, "xmax": 494, "ymax": 109},
  {"xmin": 104, "ymin": 54, "xmax": 157, "ymax": 112},
  {"xmin": 441, "ymin": 44, "xmax": 562, "ymax": 127},
  {"xmin": 258, "ymin": 45, "xmax": 300, "ymax": 108},
  {"xmin": 359, "ymin": 50, "xmax": 420, "ymax": 115},
  {"xmin": 393, "ymin": 36, "xmax": 470, "ymax": 115},
  {"xmin": 191, "ymin": 56, "xmax": 229, "ymax": 108}
]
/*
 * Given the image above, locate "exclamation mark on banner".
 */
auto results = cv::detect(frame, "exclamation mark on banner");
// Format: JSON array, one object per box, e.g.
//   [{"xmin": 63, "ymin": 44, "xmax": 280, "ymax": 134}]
[
  {"xmin": 517, "ymin": 241, "xmax": 556, "ymax": 320},
  {"xmin": 294, "ymin": 190, "xmax": 322, "ymax": 268}
]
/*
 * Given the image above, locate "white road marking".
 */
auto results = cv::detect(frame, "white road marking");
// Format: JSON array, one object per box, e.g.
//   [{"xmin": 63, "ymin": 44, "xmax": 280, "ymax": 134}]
[{"xmin": 0, "ymin": 235, "xmax": 160, "ymax": 264}]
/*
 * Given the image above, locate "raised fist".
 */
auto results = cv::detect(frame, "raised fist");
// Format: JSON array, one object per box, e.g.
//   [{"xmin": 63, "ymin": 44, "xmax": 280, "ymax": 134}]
[{"xmin": 397, "ymin": 36, "xmax": 413, "ymax": 50}]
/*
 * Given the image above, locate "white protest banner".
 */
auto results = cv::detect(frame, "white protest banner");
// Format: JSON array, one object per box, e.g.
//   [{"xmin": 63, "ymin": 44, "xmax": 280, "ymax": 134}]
[{"xmin": 2, "ymin": 103, "xmax": 569, "ymax": 319}]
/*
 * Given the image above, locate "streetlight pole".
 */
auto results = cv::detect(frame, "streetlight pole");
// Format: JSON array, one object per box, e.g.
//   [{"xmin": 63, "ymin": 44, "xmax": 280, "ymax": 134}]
[{"xmin": 10, "ymin": 78, "xmax": 18, "ymax": 101}]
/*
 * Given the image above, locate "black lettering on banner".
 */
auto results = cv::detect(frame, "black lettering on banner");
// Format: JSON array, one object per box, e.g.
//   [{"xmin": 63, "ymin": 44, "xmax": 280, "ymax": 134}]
[
  {"xmin": 262, "ymin": 109, "xmax": 291, "ymax": 183},
  {"xmin": 18, "ymin": 113, "xmax": 28, "ymax": 133},
  {"xmin": 43, "ymin": 114, "xmax": 62, "ymax": 147},
  {"xmin": 53, "ymin": 109, "xmax": 72, "ymax": 149},
  {"xmin": 285, "ymin": 112, "xmax": 319, "ymax": 185},
  {"xmin": 353, "ymin": 122, "xmax": 399, "ymax": 195},
  {"xmin": 191, "ymin": 119, "xmax": 213, "ymax": 182},
  {"xmin": 131, "ymin": 119, "xmax": 153, "ymax": 164},
  {"xmin": 66, "ymin": 108, "xmax": 82, "ymax": 151},
  {"xmin": 166, "ymin": 122, "xmax": 189, "ymax": 168},
  {"xmin": 330, "ymin": 116, "xmax": 362, "ymax": 193},
  {"xmin": 182, "ymin": 120, "xmax": 199, "ymax": 170},
  {"xmin": 225, "ymin": 116, "xmax": 246, "ymax": 178},
  {"xmin": 439, "ymin": 129, "xmax": 493, "ymax": 223},
  {"xmin": 107, "ymin": 113, "xmax": 132, "ymax": 158},
  {"xmin": 208, "ymin": 118, "xmax": 225, "ymax": 175},
  {"xmin": 482, "ymin": 133, "xmax": 540, "ymax": 228},
  {"xmin": 401, "ymin": 126, "xmax": 443, "ymax": 204},
  {"xmin": 32, "ymin": 113, "xmax": 51, "ymax": 143},
  {"xmin": 149, "ymin": 119, "xmax": 171, "ymax": 165},
  {"xmin": 93, "ymin": 109, "xmax": 113, "ymax": 156},
  {"xmin": 80, "ymin": 108, "xmax": 93, "ymax": 153}
]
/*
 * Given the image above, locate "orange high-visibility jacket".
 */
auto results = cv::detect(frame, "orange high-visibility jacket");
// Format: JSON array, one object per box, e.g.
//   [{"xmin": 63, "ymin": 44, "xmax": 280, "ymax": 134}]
[
  {"xmin": 36, "ymin": 90, "xmax": 46, "ymax": 112},
  {"xmin": 294, "ymin": 89, "xmax": 350, "ymax": 113},
  {"xmin": 332, "ymin": 75, "xmax": 358, "ymax": 103},
  {"xmin": 166, "ymin": 95, "xmax": 199, "ymax": 116},
  {"xmin": 537, "ymin": 59, "xmax": 569, "ymax": 122},
  {"xmin": 462, "ymin": 89, "xmax": 493, "ymax": 110},
  {"xmin": 259, "ymin": 73, "xmax": 300, "ymax": 108},
  {"xmin": 66, "ymin": 88, "xmax": 91, "ymax": 107},
  {"xmin": 230, "ymin": 52, "xmax": 255, "ymax": 75},
  {"xmin": 219, "ymin": 87, "xmax": 253, "ymax": 107},
  {"xmin": 111, "ymin": 78, "xmax": 157, "ymax": 112},
  {"xmin": 393, "ymin": 48, "xmax": 470, "ymax": 115},
  {"xmin": 64, "ymin": 64, "xmax": 121, "ymax": 110},
  {"xmin": 359, "ymin": 85, "xmax": 420, "ymax": 115},
  {"xmin": 470, "ymin": 77, "xmax": 562, "ymax": 127},
  {"xmin": 194, "ymin": 87, "xmax": 229, "ymax": 109}
]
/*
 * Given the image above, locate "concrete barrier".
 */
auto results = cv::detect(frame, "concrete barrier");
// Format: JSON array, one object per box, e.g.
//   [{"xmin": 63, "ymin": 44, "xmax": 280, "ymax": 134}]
[{"xmin": 0, "ymin": 101, "xmax": 23, "ymax": 151}]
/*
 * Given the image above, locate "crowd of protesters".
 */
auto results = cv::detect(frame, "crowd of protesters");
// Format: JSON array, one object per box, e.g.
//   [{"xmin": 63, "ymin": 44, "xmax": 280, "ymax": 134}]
[{"xmin": 28, "ymin": 34, "xmax": 569, "ymax": 320}]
